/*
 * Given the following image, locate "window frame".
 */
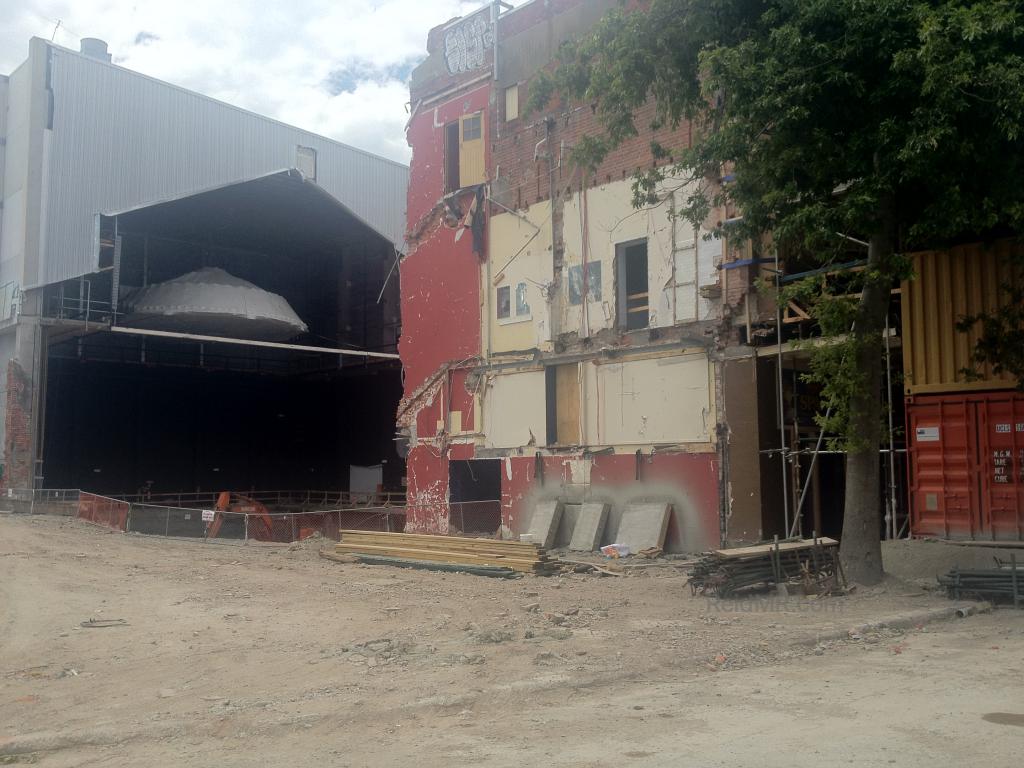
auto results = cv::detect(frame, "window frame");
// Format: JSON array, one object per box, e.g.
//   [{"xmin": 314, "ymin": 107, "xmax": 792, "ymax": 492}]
[
  {"xmin": 615, "ymin": 238, "xmax": 650, "ymax": 331},
  {"xmin": 496, "ymin": 280, "xmax": 531, "ymax": 325}
]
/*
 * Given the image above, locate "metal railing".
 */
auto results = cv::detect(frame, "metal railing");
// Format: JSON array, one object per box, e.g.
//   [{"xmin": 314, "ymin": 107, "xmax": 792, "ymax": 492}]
[{"xmin": 110, "ymin": 489, "xmax": 406, "ymax": 509}]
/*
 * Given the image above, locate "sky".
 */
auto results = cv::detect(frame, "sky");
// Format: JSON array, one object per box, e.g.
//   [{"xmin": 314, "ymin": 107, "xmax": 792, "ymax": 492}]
[{"xmin": 0, "ymin": 0, "xmax": 489, "ymax": 164}]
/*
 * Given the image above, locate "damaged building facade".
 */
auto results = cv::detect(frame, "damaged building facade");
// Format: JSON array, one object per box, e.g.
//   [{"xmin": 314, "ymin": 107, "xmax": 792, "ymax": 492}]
[
  {"xmin": 400, "ymin": 1, "xmax": 773, "ymax": 551},
  {"xmin": 0, "ymin": 37, "xmax": 408, "ymax": 495}
]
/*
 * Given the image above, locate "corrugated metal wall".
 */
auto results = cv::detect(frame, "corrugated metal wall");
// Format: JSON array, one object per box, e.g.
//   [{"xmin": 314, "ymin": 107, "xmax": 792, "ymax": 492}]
[
  {"xmin": 901, "ymin": 240, "xmax": 1021, "ymax": 395},
  {"xmin": 907, "ymin": 391, "xmax": 1024, "ymax": 541},
  {"xmin": 40, "ymin": 44, "xmax": 408, "ymax": 287}
]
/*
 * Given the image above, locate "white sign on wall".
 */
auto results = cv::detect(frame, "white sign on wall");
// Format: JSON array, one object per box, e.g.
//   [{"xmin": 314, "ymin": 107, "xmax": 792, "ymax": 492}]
[
  {"xmin": 916, "ymin": 426, "xmax": 940, "ymax": 442},
  {"xmin": 201, "ymin": 509, "xmax": 215, "ymax": 522}
]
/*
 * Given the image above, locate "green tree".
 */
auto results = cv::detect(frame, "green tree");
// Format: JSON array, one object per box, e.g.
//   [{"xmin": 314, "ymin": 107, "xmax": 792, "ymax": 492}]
[{"xmin": 529, "ymin": 0, "xmax": 1024, "ymax": 583}]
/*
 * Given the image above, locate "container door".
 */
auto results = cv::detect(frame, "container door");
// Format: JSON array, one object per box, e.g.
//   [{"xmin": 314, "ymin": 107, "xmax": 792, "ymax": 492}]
[
  {"xmin": 976, "ymin": 393, "xmax": 1024, "ymax": 541},
  {"xmin": 908, "ymin": 397, "xmax": 977, "ymax": 538}
]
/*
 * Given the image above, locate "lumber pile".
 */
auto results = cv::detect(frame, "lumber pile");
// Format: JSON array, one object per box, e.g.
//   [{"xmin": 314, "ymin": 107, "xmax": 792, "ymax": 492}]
[
  {"xmin": 333, "ymin": 530, "xmax": 558, "ymax": 575},
  {"xmin": 938, "ymin": 557, "xmax": 1023, "ymax": 607},
  {"xmin": 689, "ymin": 537, "xmax": 842, "ymax": 598}
]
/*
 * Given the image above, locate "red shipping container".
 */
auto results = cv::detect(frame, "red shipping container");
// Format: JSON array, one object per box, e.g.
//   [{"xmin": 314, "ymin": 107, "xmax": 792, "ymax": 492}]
[{"xmin": 907, "ymin": 391, "xmax": 1024, "ymax": 540}]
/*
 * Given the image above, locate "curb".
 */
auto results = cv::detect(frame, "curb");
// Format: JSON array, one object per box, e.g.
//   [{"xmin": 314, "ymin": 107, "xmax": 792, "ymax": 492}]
[{"xmin": 792, "ymin": 601, "xmax": 993, "ymax": 647}]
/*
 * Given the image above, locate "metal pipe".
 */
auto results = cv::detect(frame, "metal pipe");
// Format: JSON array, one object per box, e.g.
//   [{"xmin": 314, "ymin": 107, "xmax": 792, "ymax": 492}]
[
  {"xmin": 789, "ymin": 404, "xmax": 830, "ymax": 539},
  {"xmin": 108, "ymin": 325, "xmax": 400, "ymax": 359},
  {"xmin": 774, "ymin": 250, "xmax": 790, "ymax": 535},
  {"xmin": 884, "ymin": 314, "xmax": 899, "ymax": 540}
]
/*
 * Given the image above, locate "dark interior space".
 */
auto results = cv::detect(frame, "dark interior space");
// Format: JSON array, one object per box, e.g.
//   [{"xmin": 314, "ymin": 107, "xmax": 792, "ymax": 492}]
[
  {"xmin": 39, "ymin": 169, "xmax": 405, "ymax": 496},
  {"xmin": 448, "ymin": 459, "xmax": 502, "ymax": 535},
  {"xmin": 449, "ymin": 459, "xmax": 501, "ymax": 502},
  {"xmin": 41, "ymin": 354, "xmax": 403, "ymax": 494}
]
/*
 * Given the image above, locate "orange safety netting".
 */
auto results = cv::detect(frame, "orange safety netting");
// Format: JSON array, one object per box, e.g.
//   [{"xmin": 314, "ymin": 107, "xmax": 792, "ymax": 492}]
[{"xmin": 78, "ymin": 492, "xmax": 129, "ymax": 531}]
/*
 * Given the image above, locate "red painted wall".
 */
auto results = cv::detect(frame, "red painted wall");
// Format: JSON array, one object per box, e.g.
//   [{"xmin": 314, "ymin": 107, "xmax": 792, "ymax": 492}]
[
  {"xmin": 401, "ymin": 84, "xmax": 490, "ymax": 395},
  {"xmin": 499, "ymin": 452, "xmax": 720, "ymax": 551},
  {"xmin": 401, "ymin": 84, "xmax": 491, "ymax": 528}
]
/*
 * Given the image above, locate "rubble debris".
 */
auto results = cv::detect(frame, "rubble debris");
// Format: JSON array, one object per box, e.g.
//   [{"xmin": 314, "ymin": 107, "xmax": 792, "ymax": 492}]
[{"xmin": 688, "ymin": 537, "xmax": 843, "ymax": 598}]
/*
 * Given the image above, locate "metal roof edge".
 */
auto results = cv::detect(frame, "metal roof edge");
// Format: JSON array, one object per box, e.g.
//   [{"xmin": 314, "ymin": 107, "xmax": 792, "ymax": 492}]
[{"xmin": 102, "ymin": 168, "xmax": 403, "ymax": 251}]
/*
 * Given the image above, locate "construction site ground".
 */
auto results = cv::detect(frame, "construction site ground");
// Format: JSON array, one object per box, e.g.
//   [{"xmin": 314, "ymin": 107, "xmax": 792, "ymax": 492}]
[{"xmin": 2, "ymin": 514, "xmax": 1022, "ymax": 767}]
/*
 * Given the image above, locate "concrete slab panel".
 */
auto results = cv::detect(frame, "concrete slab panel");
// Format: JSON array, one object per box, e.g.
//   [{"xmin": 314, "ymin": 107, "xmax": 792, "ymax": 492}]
[
  {"xmin": 568, "ymin": 502, "xmax": 609, "ymax": 552},
  {"xmin": 616, "ymin": 502, "xmax": 671, "ymax": 552},
  {"xmin": 523, "ymin": 500, "xmax": 563, "ymax": 549},
  {"xmin": 554, "ymin": 503, "xmax": 581, "ymax": 548}
]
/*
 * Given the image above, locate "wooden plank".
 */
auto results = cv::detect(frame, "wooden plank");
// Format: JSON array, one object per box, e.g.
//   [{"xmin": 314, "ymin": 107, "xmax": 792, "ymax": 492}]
[
  {"xmin": 334, "ymin": 543, "xmax": 549, "ymax": 572},
  {"xmin": 339, "ymin": 530, "xmax": 539, "ymax": 550},
  {"xmin": 713, "ymin": 537, "xmax": 838, "ymax": 559},
  {"xmin": 338, "ymin": 536, "xmax": 545, "ymax": 557},
  {"xmin": 555, "ymin": 364, "xmax": 580, "ymax": 445}
]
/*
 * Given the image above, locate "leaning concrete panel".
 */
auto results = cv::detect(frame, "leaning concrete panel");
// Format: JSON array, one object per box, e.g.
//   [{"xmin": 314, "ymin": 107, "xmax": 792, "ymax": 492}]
[
  {"xmin": 568, "ymin": 502, "xmax": 609, "ymax": 552},
  {"xmin": 616, "ymin": 502, "xmax": 671, "ymax": 552},
  {"xmin": 522, "ymin": 500, "xmax": 563, "ymax": 549}
]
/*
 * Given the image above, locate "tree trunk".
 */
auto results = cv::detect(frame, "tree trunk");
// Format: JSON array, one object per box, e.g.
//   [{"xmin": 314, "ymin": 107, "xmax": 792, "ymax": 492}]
[{"xmin": 839, "ymin": 205, "xmax": 895, "ymax": 585}]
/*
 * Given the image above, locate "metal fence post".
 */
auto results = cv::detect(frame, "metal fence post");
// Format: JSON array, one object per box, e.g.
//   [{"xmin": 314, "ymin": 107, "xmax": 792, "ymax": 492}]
[
  {"xmin": 244, "ymin": 514, "xmax": 249, "ymax": 544},
  {"xmin": 126, "ymin": 503, "xmax": 133, "ymax": 533},
  {"xmin": 291, "ymin": 515, "xmax": 296, "ymax": 542},
  {"xmin": 164, "ymin": 507, "xmax": 170, "ymax": 537}
]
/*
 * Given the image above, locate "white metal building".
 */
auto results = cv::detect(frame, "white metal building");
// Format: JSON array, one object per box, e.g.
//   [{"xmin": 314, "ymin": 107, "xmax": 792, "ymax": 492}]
[{"xmin": 0, "ymin": 37, "xmax": 409, "ymax": 493}]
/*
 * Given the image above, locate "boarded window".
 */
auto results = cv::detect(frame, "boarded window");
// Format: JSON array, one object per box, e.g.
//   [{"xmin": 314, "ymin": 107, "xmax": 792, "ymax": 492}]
[
  {"xmin": 445, "ymin": 113, "xmax": 486, "ymax": 190},
  {"xmin": 459, "ymin": 113, "xmax": 485, "ymax": 187},
  {"xmin": 504, "ymin": 84, "xmax": 519, "ymax": 121},
  {"xmin": 616, "ymin": 240, "xmax": 649, "ymax": 330},
  {"xmin": 496, "ymin": 285, "xmax": 511, "ymax": 319},
  {"xmin": 568, "ymin": 262, "xmax": 602, "ymax": 305},
  {"xmin": 545, "ymin": 364, "xmax": 581, "ymax": 446}
]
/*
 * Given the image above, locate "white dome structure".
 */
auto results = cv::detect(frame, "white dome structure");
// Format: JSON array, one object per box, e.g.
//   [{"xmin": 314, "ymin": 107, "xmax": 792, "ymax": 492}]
[{"xmin": 123, "ymin": 267, "xmax": 308, "ymax": 341}]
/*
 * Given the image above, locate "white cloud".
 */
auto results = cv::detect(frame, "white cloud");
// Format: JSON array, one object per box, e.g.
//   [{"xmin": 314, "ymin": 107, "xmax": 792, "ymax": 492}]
[{"xmin": 0, "ymin": 0, "xmax": 490, "ymax": 162}]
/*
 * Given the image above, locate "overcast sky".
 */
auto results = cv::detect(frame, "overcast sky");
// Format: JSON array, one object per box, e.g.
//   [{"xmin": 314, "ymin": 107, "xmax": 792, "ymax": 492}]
[{"xmin": 0, "ymin": 0, "xmax": 489, "ymax": 164}]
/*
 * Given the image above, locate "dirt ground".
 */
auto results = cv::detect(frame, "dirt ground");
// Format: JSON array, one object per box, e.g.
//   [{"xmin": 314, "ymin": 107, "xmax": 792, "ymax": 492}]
[{"xmin": 2, "ymin": 514, "xmax": 1022, "ymax": 767}]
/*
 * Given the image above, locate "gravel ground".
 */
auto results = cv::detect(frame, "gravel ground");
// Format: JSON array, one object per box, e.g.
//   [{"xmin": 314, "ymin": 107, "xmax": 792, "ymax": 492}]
[{"xmin": 2, "ymin": 514, "xmax": 1021, "ymax": 766}]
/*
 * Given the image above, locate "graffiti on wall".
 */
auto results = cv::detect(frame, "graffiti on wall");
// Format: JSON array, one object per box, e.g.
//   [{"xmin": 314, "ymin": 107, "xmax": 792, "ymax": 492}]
[{"xmin": 444, "ymin": 12, "xmax": 494, "ymax": 75}]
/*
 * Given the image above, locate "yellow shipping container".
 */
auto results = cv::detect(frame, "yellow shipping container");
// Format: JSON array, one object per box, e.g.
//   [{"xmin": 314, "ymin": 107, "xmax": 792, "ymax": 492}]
[{"xmin": 901, "ymin": 240, "xmax": 1021, "ymax": 395}]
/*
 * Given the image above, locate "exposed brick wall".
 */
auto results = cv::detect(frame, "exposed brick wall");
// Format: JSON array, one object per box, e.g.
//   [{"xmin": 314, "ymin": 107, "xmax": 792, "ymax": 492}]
[
  {"xmin": 491, "ymin": 97, "xmax": 693, "ymax": 212},
  {"xmin": 3, "ymin": 360, "xmax": 33, "ymax": 490}
]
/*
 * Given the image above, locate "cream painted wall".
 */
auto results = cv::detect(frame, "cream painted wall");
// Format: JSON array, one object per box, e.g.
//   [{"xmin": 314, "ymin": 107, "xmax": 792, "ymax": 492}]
[
  {"xmin": 485, "ymin": 201, "xmax": 553, "ymax": 354},
  {"xmin": 561, "ymin": 177, "xmax": 722, "ymax": 335},
  {"xmin": 582, "ymin": 352, "xmax": 712, "ymax": 446},
  {"xmin": 482, "ymin": 368, "xmax": 547, "ymax": 449}
]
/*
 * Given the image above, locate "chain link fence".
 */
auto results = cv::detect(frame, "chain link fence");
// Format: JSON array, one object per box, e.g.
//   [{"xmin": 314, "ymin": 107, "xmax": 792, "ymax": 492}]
[
  {"xmin": 6, "ymin": 489, "xmax": 507, "ymax": 543},
  {"xmin": 403, "ymin": 500, "xmax": 503, "ymax": 537},
  {"xmin": 5, "ymin": 488, "xmax": 406, "ymax": 544},
  {"xmin": 125, "ymin": 503, "xmax": 405, "ymax": 543},
  {"xmin": 3, "ymin": 488, "xmax": 80, "ymax": 516}
]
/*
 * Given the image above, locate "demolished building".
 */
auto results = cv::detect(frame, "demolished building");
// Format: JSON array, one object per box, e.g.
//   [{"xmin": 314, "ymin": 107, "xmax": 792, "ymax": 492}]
[
  {"xmin": 400, "ymin": 1, "xmax": 762, "ymax": 550},
  {"xmin": 399, "ymin": 1, "xmax": 1023, "ymax": 551}
]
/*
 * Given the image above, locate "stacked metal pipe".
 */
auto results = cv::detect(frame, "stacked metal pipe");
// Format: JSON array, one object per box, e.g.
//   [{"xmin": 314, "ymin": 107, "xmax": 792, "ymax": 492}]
[{"xmin": 938, "ymin": 557, "xmax": 1022, "ymax": 607}]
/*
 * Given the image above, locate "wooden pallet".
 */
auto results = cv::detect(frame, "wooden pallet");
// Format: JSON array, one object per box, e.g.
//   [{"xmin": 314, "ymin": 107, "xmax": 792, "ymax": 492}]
[{"xmin": 335, "ymin": 530, "xmax": 557, "ymax": 575}]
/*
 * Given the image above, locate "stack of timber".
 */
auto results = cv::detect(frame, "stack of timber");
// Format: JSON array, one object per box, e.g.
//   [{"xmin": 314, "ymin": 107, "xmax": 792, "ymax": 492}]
[
  {"xmin": 689, "ymin": 537, "xmax": 842, "ymax": 598},
  {"xmin": 329, "ymin": 530, "xmax": 557, "ymax": 576},
  {"xmin": 938, "ymin": 556, "xmax": 1022, "ymax": 607}
]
